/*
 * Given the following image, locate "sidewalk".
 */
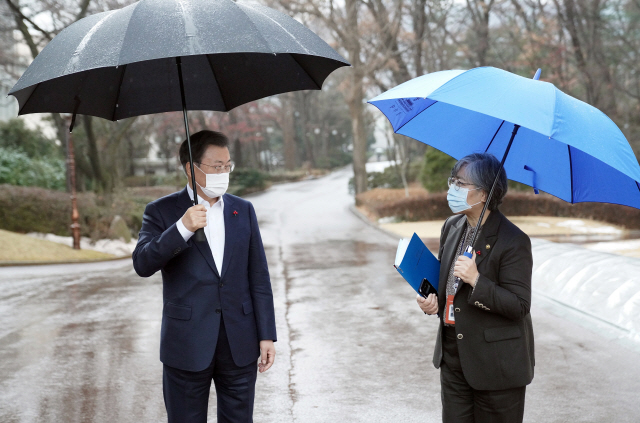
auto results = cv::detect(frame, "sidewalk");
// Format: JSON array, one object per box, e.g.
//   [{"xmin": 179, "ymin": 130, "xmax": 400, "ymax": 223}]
[
  {"xmin": 365, "ymin": 211, "xmax": 640, "ymax": 346},
  {"xmin": 375, "ymin": 213, "xmax": 640, "ymax": 258}
]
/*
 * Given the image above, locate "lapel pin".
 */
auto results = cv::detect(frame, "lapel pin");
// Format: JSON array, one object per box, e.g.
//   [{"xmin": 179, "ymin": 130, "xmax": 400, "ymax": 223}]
[
  {"xmin": 476, "ymin": 250, "xmax": 482, "ymax": 255},
  {"xmin": 233, "ymin": 210, "xmax": 238, "ymax": 217},
  {"xmin": 486, "ymin": 244, "xmax": 491, "ymax": 249}
]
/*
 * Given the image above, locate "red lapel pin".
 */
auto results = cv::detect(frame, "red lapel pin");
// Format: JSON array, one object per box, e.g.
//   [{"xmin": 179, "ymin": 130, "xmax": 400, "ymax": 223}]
[
  {"xmin": 233, "ymin": 210, "xmax": 238, "ymax": 217},
  {"xmin": 476, "ymin": 250, "xmax": 482, "ymax": 255}
]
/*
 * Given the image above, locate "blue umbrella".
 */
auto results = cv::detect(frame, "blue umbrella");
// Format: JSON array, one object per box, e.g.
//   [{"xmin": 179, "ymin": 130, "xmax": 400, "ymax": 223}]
[{"xmin": 368, "ymin": 66, "xmax": 640, "ymax": 256}]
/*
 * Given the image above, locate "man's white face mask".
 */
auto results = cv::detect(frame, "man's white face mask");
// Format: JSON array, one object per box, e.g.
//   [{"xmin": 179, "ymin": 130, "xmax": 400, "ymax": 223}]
[{"xmin": 193, "ymin": 164, "xmax": 229, "ymax": 198}]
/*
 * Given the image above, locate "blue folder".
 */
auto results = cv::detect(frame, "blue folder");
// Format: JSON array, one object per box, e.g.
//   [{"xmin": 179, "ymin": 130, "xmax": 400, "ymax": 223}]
[{"xmin": 394, "ymin": 233, "xmax": 440, "ymax": 296}]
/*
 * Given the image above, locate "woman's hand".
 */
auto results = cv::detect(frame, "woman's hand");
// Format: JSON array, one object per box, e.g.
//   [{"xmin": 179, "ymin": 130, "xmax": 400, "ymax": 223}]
[
  {"xmin": 417, "ymin": 293, "xmax": 438, "ymax": 315},
  {"xmin": 454, "ymin": 252, "xmax": 479, "ymax": 287}
]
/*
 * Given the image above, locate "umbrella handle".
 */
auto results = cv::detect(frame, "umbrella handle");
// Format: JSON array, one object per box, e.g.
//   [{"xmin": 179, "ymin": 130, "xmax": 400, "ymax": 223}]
[{"xmin": 194, "ymin": 227, "xmax": 207, "ymax": 242}]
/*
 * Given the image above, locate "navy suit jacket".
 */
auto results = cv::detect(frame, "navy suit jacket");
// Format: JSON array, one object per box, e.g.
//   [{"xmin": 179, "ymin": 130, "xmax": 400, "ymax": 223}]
[{"xmin": 132, "ymin": 188, "xmax": 277, "ymax": 372}]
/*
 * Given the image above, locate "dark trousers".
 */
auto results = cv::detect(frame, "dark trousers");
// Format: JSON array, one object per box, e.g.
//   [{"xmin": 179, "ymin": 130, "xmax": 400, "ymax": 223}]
[
  {"xmin": 163, "ymin": 315, "xmax": 258, "ymax": 423},
  {"xmin": 440, "ymin": 326, "xmax": 526, "ymax": 423}
]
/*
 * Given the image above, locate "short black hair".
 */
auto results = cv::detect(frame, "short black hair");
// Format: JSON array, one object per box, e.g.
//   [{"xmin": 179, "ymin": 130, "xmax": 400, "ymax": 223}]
[
  {"xmin": 451, "ymin": 153, "xmax": 508, "ymax": 211},
  {"xmin": 179, "ymin": 130, "xmax": 229, "ymax": 170}
]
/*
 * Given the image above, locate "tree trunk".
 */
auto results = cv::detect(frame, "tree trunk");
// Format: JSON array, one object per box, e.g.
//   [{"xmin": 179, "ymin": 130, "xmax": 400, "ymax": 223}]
[
  {"xmin": 83, "ymin": 115, "xmax": 110, "ymax": 192},
  {"xmin": 233, "ymin": 138, "xmax": 243, "ymax": 168},
  {"xmin": 395, "ymin": 134, "xmax": 410, "ymax": 197},
  {"xmin": 282, "ymin": 93, "xmax": 297, "ymax": 170},
  {"xmin": 348, "ymin": 69, "xmax": 368, "ymax": 194},
  {"xmin": 412, "ymin": 0, "xmax": 427, "ymax": 76},
  {"xmin": 466, "ymin": 0, "xmax": 493, "ymax": 66},
  {"xmin": 346, "ymin": 0, "xmax": 368, "ymax": 195},
  {"xmin": 300, "ymin": 92, "xmax": 315, "ymax": 167}
]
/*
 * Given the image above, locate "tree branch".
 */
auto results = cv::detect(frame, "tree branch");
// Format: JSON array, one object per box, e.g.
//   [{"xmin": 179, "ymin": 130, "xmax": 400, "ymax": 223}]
[
  {"xmin": 75, "ymin": 0, "xmax": 92, "ymax": 21},
  {"xmin": 4, "ymin": 0, "xmax": 52, "ymax": 42}
]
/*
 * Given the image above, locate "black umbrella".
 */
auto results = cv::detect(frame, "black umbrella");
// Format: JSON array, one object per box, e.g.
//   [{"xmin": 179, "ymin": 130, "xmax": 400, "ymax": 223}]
[{"xmin": 9, "ymin": 0, "xmax": 349, "ymax": 241}]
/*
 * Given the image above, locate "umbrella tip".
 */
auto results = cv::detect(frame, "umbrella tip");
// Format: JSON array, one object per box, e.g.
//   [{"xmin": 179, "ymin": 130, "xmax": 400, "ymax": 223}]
[{"xmin": 533, "ymin": 68, "xmax": 542, "ymax": 80}]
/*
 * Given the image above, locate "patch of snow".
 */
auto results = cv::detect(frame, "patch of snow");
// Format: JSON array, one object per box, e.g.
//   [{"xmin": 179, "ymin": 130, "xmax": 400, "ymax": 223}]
[
  {"xmin": 378, "ymin": 216, "xmax": 399, "ymax": 224},
  {"xmin": 556, "ymin": 219, "xmax": 585, "ymax": 227},
  {"xmin": 582, "ymin": 226, "xmax": 623, "ymax": 234},
  {"xmin": 584, "ymin": 239, "xmax": 640, "ymax": 253},
  {"xmin": 536, "ymin": 222, "xmax": 551, "ymax": 228},
  {"xmin": 366, "ymin": 160, "xmax": 398, "ymax": 173},
  {"xmin": 26, "ymin": 233, "xmax": 136, "ymax": 257},
  {"xmin": 555, "ymin": 219, "xmax": 622, "ymax": 234}
]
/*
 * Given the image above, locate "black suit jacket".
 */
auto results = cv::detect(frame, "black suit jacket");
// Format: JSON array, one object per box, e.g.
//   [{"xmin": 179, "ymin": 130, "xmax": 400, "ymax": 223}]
[
  {"xmin": 432, "ymin": 210, "xmax": 535, "ymax": 391},
  {"xmin": 132, "ymin": 188, "xmax": 277, "ymax": 372}
]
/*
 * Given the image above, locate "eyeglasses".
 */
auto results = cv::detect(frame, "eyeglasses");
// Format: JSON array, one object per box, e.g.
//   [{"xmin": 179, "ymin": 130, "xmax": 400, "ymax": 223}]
[
  {"xmin": 197, "ymin": 161, "xmax": 235, "ymax": 174},
  {"xmin": 447, "ymin": 177, "xmax": 476, "ymax": 191}
]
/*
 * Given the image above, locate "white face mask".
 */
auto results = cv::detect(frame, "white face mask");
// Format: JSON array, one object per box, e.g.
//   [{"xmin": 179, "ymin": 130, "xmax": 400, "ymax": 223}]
[{"xmin": 194, "ymin": 165, "xmax": 229, "ymax": 198}]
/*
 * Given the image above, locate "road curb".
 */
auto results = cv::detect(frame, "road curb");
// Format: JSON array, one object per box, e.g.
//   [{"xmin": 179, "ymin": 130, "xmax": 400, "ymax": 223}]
[
  {"xmin": 0, "ymin": 255, "xmax": 132, "ymax": 267},
  {"xmin": 348, "ymin": 204, "xmax": 399, "ymax": 241}
]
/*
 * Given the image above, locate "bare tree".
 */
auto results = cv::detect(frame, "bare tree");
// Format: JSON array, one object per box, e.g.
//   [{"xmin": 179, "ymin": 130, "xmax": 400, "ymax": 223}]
[
  {"xmin": 280, "ymin": 93, "xmax": 298, "ymax": 170},
  {"xmin": 553, "ymin": 0, "xmax": 617, "ymax": 114},
  {"xmin": 465, "ymin": 0, "xmax": 497, "ymax": 66}
]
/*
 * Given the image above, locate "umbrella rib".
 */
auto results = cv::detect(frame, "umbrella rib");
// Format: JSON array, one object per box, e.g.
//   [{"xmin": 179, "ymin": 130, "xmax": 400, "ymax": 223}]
[
  {"xmin": 395, "ymin": 100, "xmax": 438, "ymax": 133},
  {"xmin": 289, "ymin": 54, "xmax": 321, "ymax": 90},
  {"xmin": 17, "ymin": 82, "xmax": 40, "ymax": 115},
  {"xmin": 568, "ymin": 145, "xmax": 574, "ymax": 204},
  {"xmin": 205, "ymin": 55, "xmax": 228, "ymax": 111},
  {"xmin": 484, "ymin": 120, "xmax": 505, "ymax": 153},
  {"xmin": 241, "ymin": 4, "xmax": 311, "ymax": 55},
  {"xmin": 111, "ymin": 64, "xmax": 128, "ymax": 121}
]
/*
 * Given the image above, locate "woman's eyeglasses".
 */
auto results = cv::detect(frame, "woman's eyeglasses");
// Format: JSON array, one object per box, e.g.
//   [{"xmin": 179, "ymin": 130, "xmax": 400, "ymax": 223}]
[{"xmin": 447, "ymin": 177, "xmax": 476, "ymax": 191}]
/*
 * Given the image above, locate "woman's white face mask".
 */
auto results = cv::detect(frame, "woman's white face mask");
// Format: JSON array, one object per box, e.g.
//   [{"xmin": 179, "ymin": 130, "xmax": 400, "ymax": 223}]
[
  {"xmin": 194, "ymin": 164, "xmax": 229, "ymax": 198},
  {"xmin": 446, "ymin": 184, "xmax": 482, "ymax": 214}
]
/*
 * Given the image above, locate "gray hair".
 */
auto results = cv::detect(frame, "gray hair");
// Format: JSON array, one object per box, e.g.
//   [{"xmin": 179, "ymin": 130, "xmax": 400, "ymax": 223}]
[{"xmin": 451, "ymin": 153, "xmax": 507, "ymax": 211}]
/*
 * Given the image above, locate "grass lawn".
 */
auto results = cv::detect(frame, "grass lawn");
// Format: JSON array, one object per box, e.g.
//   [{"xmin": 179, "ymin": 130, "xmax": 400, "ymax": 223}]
[
  {"xmin": 380, "ymin": 216, "xmax": 627, "ymax": 239},
  {"xmin": 0, "ymin": 229, "xmax": 116, "ymax": 264}
]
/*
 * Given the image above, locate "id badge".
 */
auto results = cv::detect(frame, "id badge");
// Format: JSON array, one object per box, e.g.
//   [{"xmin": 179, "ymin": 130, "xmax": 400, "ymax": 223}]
[{"xmin": 444, "ymin": 294, "xmax": 455, "ymax": 325}]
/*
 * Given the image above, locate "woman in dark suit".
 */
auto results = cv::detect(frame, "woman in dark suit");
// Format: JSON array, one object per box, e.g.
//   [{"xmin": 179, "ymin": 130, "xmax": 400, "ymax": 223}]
[{"xmin": 417, "ymin": 153, "xmax": 534, "ymax": 423}]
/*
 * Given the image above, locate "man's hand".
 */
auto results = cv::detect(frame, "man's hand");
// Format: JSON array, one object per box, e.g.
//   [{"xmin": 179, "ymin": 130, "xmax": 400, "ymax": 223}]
[
  {"xmin": 181, "ymin": 204, "xmax": 207, "ymax": 232},
  {"xmin": 453, "ymin": 252, "xmax": 479, "ymax": 287},
  {"xmin": 417, "ymin": 293, "xmax": 438, "ymax": 315},
  {"xmin": 258, "ymin": 340, "xmax": 275, "ymax": 373}
]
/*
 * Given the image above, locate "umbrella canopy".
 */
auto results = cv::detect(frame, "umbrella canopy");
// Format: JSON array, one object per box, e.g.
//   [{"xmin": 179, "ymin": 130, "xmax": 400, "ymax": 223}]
[
  {"xmin": 369, "ymin": 67, "xmax": 640, "ymax": 210},
  {"xmin": 9, "ymin": 0, "xmax": 349, "ymax": 244},
  {"xmin": 9, "ymin": 0, "xmax": 349, "ymax": 120}
]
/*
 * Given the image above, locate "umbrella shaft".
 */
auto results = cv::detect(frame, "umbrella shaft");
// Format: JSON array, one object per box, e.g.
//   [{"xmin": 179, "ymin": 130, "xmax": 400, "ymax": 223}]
[
  {"xmin": 469, "ymin": 124, "xmax": 520, "ymax": 248},
  {"xmin": 176, "ymin": 56, "xmax": 198, "ymax": 207}
]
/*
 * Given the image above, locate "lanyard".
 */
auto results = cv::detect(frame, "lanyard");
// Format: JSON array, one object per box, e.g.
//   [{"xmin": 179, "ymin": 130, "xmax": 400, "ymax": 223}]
[{"xmin": 453, "ymin": 225, "xmax": 472, "ymax": 292}]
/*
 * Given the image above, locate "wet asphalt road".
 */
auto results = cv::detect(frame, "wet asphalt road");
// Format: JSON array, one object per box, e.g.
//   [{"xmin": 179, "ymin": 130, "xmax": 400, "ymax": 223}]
[{"xmin": 1, "ymin": 167, "xmax": 640, "ymax": 422}]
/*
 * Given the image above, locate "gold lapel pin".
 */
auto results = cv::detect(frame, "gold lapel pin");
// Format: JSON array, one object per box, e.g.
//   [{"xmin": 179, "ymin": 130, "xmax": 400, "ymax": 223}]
[{"xmin": 486, "ymin": 244, "xmax": 491, "ymax": 249}]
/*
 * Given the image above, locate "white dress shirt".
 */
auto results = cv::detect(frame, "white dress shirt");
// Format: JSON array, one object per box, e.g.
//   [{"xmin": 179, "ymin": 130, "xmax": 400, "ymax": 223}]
[{"xmin": 176, "ymin": 184, "xmax": 225, "ymax": 275}]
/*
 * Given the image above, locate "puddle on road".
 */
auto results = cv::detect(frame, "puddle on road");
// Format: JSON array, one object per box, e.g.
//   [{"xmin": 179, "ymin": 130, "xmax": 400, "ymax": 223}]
[{"xmin": 283, "ymin": 240, "xmax": 390, "ymax": 271}]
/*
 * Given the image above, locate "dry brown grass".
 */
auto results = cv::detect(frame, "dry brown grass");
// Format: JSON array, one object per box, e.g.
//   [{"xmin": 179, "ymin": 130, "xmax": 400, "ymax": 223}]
[{"xmin": 0, "ymin": 229, "xmax": 115, "ymax": 264}]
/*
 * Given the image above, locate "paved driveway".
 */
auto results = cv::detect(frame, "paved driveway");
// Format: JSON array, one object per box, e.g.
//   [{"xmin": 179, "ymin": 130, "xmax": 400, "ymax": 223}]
[{"xmin": 1, "ymin": 168, "xmax": 638, "ymax": 422}]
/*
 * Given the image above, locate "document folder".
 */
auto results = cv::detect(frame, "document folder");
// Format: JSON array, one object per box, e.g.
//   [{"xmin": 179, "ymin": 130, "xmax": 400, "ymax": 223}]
[{"xmin": 394, "ymin": 233, "xmax": 440, "ymax": 297}]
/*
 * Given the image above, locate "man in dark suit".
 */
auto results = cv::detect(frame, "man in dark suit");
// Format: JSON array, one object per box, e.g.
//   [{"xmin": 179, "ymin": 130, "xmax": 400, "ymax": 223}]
[
  {"xmin": 418, "ymin": 153, "xmax": 534, "ymax": 423},
  {"xmin": 132, "ymin": 130, "xmax": 276, "ymax": 423}
]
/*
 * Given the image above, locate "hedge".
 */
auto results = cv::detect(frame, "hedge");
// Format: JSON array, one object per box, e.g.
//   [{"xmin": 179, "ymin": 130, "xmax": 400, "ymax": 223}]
[
  {"xmin": 357, "ymin": 190, "xmax": 640, "ymax": 229},
  {"xmin": 0, "ymin": 179, "xmax": 277, "ymax": 240},
  {"xmin": 0, "ymin": 184, "xmax": 170, "ymax": 239}
]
